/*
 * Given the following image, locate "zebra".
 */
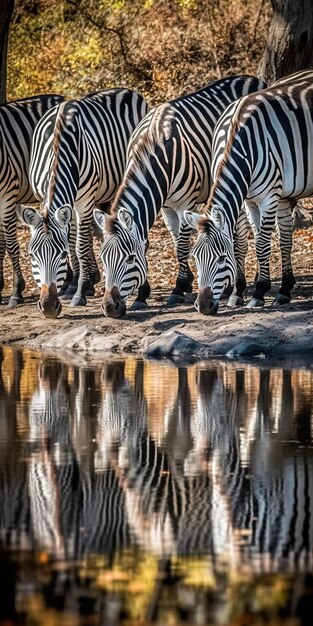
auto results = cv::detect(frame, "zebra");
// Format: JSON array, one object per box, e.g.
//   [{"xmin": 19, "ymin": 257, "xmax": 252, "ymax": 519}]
[
  {"xmin": 0, "ymin": 94, "xmax": 64, "ymax": 307},
  {"xmin": 187, "ymin": 362, "xmax": 313, "ymax": 570},
  {"xmin": 17, "ymin": 89, "xmax": 148, "ymax": 319},
  {"xmin": 184, "ymin": 69, "xmax": 313, "ymax": 315},
  {"xmin": 92, "ymin": 75, "xmax": 267, "ymax": 318},
  {"xmin": 1, "ymin": 347, "xmax": 313, "ymax": 582}
]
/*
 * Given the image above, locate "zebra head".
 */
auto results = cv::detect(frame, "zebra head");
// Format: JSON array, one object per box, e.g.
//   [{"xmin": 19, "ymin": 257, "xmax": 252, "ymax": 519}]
[
  {"xmin": 16, "ymin": 205, "xmax": 71, "ymax": 318},
  {"xmin": 94, "ymin": 208, "xmax": 147, "ymax": 318},
  {"xmin": 184, "ymin": 207, "xmax": 236, "ymax": 315}
]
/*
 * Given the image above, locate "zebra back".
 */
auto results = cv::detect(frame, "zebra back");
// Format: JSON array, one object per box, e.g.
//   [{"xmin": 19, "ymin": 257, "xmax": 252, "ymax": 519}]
[
  {"xmin": 0, "ymin": 94, "xmax": 64, "ymax": 204},
  {"xmin": 111, "ymin": 75, "xmax": 267, "ymax": 239},
  {"xmin": 30, "ymin": 88, "xmax": 149, "ymax": 212}
]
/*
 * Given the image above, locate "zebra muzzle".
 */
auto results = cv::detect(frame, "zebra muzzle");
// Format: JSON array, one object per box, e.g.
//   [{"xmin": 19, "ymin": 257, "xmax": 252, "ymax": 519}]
[
  {"xmin": 102, "ymin": 286, "xmax": 126, "ymax": 319},
  {"xmin": 38, "ymin": 284, "xmax": 62, "ymax": 319},
  {"xmin": 195, "ymin": 288, "xmax": 219, "ymax": 316}
]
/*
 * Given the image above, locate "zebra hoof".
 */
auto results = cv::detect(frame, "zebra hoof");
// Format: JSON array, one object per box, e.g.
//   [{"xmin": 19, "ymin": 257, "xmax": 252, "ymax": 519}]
[
  {"xmin": 274, "ymin": 293, "xmax": 291, "ymax": 305},
  {"xmin": 227, "ymin": 295, "xmax": 244, "ymax": 308},
  {"xmin": 130, "ymin": 300, "xmax": 148, "ymax": 310},
  {"xmin": 59, "ymin": 286, "xmax": 78, "ymax": 299},
  {"xmin": 8, "ymin": 296, "xmax": 24, "ymax": 307},
  {"xmin": 69, "ymin": 295, "xmax": 87, "ymax": 307},
  {"xmin": 245, "ymin": 297, "xmax": 264, "ymax": 309},
  {"xmin": 184, "ymin": 292, "xmax": 197, "ymax": 304},
  {"xmin": 167, "ymin": 294, "xmax": 185, "ymax": 305}
]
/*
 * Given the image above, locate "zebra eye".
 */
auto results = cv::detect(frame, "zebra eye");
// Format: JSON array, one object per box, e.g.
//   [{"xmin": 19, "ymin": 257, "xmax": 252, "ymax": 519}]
[
  {"xmin": 126, "ymin": 254, "xmax": 136, "ymax": 264},
  {"xmin": 61, "ymin": 251, "xmax": 68, "ymax": 259},
  {"xmin": 218, "ymin": 254, "xmax": 226, "ymax": 265}
]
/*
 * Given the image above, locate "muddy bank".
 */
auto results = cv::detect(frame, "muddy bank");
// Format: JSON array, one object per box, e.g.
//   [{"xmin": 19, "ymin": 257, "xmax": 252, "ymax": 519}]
[{"xmin": 1, "ymin": 280, "xmax": 313, "ymax": 365}]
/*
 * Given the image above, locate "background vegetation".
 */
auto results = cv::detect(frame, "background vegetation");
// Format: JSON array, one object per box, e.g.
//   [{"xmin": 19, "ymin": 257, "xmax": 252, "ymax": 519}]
[{"xmin": 7, "ymin": 0, "xmax": 271, "ymax": 105}]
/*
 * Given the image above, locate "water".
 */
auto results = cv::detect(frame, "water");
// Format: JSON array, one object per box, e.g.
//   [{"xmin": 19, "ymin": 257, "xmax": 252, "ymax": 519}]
[{"xmin": 0, "ymin": 346, "xmax": 313, "ymax": 625}]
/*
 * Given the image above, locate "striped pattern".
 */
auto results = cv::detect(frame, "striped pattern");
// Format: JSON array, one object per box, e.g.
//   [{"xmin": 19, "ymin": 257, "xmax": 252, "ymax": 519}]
[
  {"xmin": 0, "ymin": 350, "xmax": 313, "ymax": 569},
  {"xmin": 95, "ymin": 75, "xmax": 266, "ymax": 317},
  {"xmin": 27, "ymin": 89, "xmax": 148, "ymax": 312},
  {"xmin": 186, "ymin": 70, "xmax": 313, "ymax": 314},
  {"xmin": 0, "ymin": 94, "xmax": 64, "ymax": 305},
  {"xmin": 28, "ymin": 216, "xmax": 69, "ymax": 291}
]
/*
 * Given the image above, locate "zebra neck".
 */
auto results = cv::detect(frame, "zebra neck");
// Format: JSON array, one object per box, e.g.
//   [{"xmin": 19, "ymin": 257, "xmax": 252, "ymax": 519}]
[
  {"xmin": 211, "ymin": 161, "xmax": 250, "ymax": 236},
  {"xmin": 116, "ymin": 176, "xmax": 168, "ymax": 242},
  {"xmin": 45, "ymin": 103, "xmax": 81, "ymax": 212}
]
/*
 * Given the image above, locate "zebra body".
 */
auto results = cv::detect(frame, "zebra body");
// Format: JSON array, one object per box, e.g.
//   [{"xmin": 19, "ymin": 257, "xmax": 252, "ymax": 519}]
[
  {"xmin": 0, "ymin": 94, "xmax": 64, "ymax": 306},
  {"xmin": 93, "ymin": 75, "xmax": 267, "ymax": 318},
  {"xmin": 18, "ymin": 89, "xmax": 148, "ymax": 318},
  {"xmin": 184, "ymin": 70, "xmax": 313, "ymax": 315}
]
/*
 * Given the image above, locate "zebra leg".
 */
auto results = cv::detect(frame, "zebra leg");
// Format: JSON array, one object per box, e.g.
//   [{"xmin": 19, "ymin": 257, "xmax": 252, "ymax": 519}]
[
  {"xmin": 162, "ymin": 207, "xmax": 194, "ymax": 305},
  {"xmin": 169, "ymin": 222, "xmax": 194, "ymax": 304},
  {"xmin": 246, "ymin": 209, "xmax": 276, "ymax": 308},
  {"xmin": 132, "ymin": 280, "xmax": 151, "ymax": 309},
  {"xmin": 227, "ymin": 208, "xmax": 249, "ymax": 307},
  {"xmin": 88, "ymin": 224, "xmax": 101, "ymax": 295},
  {"xmin": 59, "ymin": 210, "xmax": 79, "ymax": 298},
  {"xmin": 0, "ymin": 219, "xmax": 5, "ymax": 304},
  {"xmin": 70, "ymin": 215, "xmax": 94, "ymax": 307},
  {"xmin": 131, "ymin": 240, "xmax": 151, "ymax": 309},
  {"xmin": 274, "ymin": 200, "xmax": 296, "ymax": 304},
  {"xmin": 2, "ymin": 200, "xmax": 25, "ymax": 307}
]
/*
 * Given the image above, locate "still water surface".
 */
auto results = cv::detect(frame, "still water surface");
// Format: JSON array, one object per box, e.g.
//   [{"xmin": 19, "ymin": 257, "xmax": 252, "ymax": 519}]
[{"xmin": 0, "ymin": 346, "xmax": 313, "ymax": 625}]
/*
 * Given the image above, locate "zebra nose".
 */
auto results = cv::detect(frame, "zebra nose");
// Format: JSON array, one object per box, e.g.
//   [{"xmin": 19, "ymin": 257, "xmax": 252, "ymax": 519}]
[
  {"xmin": 101, "ymin": 287, "xmax": 126, "ymax": 319},
  {"xmin": 195, "ymin": 288, "xmax": 219, "ymax": 316},
  {"xmin": 38, "ymin": 284, "xmax": 62, "ymax": 319},
  {"xmin": 102, "ymin": 298, "xmax": 126, "ymax": 318}
]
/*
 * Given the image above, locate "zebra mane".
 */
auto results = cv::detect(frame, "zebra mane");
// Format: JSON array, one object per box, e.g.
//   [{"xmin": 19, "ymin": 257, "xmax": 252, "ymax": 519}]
[
  {"xmin": 196, "ymin": 214, "xmax": 213, "ymax": 232},
  {"xmin": 45, "ymin": 100, "xmax": 77, "ymax": 213},
  {"xmin": 111, "ymin": 104, "xmax": 175, "ymax": 216},
  {"xmin": 132, "ymin": 103, "xmax": 175, "ymax": 162},
  {"xmin": 149, "ymin": 103, "xmax": 176, "ymax": 142},
  {"xmin": 103, "ymin": 213, "xmax": 120, "ymax": 234},
  {"xmin": 204, "ymin": 99, "xmax": 246, "ymax": 214},
  {"xmin": 42, "ymin": 206, "xmax": 49, "ymax": 230}
]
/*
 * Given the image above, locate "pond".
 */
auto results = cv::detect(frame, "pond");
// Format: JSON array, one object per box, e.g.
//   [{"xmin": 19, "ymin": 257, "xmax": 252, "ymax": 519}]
[{"xmin": 0, "ymin": 346, "xmax": 312, "ymax": 625}]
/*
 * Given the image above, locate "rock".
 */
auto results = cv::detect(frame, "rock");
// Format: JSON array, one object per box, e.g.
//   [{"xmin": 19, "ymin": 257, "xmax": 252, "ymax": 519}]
[
  {"xmin": 226, "ymin": 340, "xmax": 270, "ymax": 358},
  {"xmin": 143, "ymin": 330, "xmax": 205, "ymax": 360}
]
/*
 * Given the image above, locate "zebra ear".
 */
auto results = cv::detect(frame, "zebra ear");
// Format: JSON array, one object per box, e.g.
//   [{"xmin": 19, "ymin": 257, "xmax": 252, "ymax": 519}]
[
  {"xmin": 118, "ymin": 208, "xmax": 133, "ymax": 231},
  {"xmin": 184, "ymin": 210, "xmax": 203, "ymax": 230},
  {"xmin": 55, "ymin": 205, "xmax": 71, "ymax": 229},
  {"xmin": 211, "ymin": 205, "xmax": 225, "ymax": 230},
  {"xmin": 93, "ymin": 208, "xmax": 109, "ymax": 231},
  {"xmin": 16, "ymin": 205, "xmax": 41, "ymax": 229}
]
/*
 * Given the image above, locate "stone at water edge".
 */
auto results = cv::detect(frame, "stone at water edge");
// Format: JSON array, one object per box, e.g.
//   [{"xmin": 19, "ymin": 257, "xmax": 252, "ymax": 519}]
[{"xmin": 143, "ymin": 329, "xmax": 205, "ymax": 359}]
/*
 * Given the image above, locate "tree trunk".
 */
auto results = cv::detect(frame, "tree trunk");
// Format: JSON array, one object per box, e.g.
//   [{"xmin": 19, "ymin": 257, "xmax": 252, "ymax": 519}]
[
  {"xmin": 0, "ymin": 0, "xmax": 14, "ymax": 104},
  {"xmin": 259, "ymin": 0, "xmax": 313, "ymax": 84}
]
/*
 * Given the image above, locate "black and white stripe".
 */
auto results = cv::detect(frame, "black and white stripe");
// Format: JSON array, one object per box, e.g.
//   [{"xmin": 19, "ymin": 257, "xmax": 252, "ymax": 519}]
[
  {"xmin": 19, "ymin": 89, "xmax": 148, "ymax": 318},
  {"xmin": 185, "ymin": 70, "xmax": 313, "ymax": 314},
  {"xmin": 93, "ymin": 75, "xmax": 267, "ymax": 318},
  {"xmin": 1, "ymin": 348, "xmax": 313, "ymax": 572},
  {"xmin": 0, "ymin": 94, "xmax": 64, "ymax": 306}
]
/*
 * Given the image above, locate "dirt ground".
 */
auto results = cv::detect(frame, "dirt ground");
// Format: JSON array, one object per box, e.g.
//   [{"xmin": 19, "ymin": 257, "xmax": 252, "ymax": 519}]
[{"xmin": 1, "ymin": 214, "xmax": 313, "ymax": 364}]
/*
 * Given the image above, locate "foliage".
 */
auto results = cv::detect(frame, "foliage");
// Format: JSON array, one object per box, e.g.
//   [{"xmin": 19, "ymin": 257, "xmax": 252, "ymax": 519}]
[{"xmin": 7, "ymin": 0, "xmax": 271, "ymax": 105}]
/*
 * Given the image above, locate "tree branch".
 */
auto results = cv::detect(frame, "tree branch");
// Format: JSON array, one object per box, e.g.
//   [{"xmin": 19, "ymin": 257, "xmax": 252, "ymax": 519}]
[
  {"xmin": 251, "ymin": 0, "xmax": 267, "ymax": 48},
  {"xmin": 65, "ymin": 0, "xmax": 150, "ymax": 81}
]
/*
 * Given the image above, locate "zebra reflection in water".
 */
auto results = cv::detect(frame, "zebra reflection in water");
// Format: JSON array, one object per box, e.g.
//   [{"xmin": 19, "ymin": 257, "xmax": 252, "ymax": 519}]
[
  {"xmin": 27, "ymin": 359, "xmax": 78, "ymax": 559},
  {"xmin": 96, "ymin": 362, "xmax": 214, "ymax": 556},
  {"xmin": 188, "ymin": 364, "xmax": 313, "ymax": 571},
  {"xmin": 0, "ymin": 348, "xmax": 29, "ymax": 548},
  {"xmin": 0, "ymin": 351, "xmax": 313, "ymax": 572}
]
